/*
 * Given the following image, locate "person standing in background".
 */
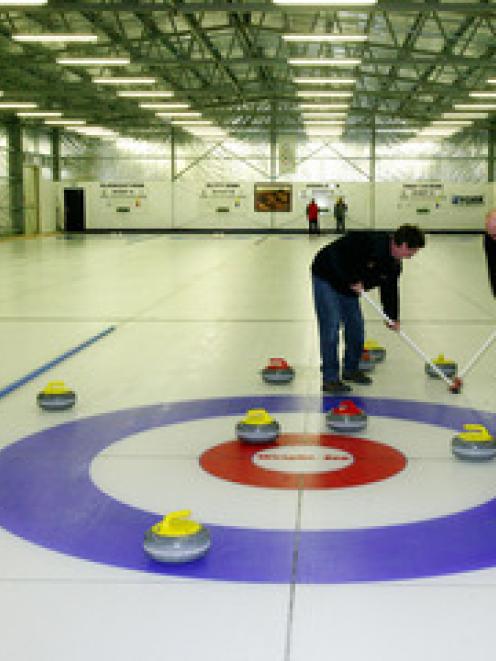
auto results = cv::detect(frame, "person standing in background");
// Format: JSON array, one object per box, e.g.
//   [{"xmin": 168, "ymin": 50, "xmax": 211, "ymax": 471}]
[
  {"xmin": 306, "ymin": 198, "xmax": 320, "ymax": 235},
  {"xmin": 484, "ymin": 208, "xmax": 496, "ymax": 296},
  {"xmin": 334, "ymin": 197, "xmax": 348, "ymax": 233}
]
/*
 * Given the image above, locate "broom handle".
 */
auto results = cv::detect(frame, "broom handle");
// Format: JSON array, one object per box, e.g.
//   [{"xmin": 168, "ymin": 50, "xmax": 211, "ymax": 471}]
[
  {"xmin": 360, "ymin": 290, "xmax": 455, "ymax": 388},
  {"xmin": 459, "ymin": 328, "xmax": 496, "ymax": 379}
]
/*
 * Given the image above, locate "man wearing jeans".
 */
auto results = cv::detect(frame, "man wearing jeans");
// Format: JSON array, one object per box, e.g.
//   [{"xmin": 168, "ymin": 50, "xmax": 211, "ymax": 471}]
[{"xmin": 311, "ymin": 224, "xmax": 425, "ymax": 394}]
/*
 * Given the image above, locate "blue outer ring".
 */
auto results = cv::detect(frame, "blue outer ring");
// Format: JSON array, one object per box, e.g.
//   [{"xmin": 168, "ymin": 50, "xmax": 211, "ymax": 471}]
[{"xmin": 0, "ymin": 395, "xmax": 495, "ymax": 583}]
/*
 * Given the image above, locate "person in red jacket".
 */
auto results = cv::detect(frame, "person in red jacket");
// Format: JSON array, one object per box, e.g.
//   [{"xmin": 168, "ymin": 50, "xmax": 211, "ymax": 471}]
[{"xmin": 306, "ymin": 198, "xmax": 319, "ymax": 235}]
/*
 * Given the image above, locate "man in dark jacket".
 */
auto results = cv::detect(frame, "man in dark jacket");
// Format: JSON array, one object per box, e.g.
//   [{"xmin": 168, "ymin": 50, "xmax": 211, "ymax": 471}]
[
  {"xmin": 333, "ymin": 197, "xmax": 347, "ymax": 233},
  {"xmin": 311, "ymin": 224, "xmax": 425, "ymax": 394},
  {"xmin": 484, "ymin": 209, "xmax": 496, "ymax": 296}
]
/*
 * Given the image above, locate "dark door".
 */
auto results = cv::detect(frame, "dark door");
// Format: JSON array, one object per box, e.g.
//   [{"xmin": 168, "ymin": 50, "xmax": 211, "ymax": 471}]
[{"xmin": 64, "ymin": 188, "xmax": 85, "ymax": 231}]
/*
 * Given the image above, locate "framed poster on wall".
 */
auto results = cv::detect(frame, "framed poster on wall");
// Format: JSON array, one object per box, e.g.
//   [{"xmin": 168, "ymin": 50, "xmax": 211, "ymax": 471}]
[{"xmin": 254, "ymin": 184, "xmax": 292, "ymax": 212}]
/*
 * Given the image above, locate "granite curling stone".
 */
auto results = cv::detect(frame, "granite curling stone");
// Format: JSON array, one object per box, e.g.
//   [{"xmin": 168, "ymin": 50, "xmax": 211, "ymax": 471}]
[
  {"xmin": 144, "ymin": 510, "xmax": 211, "ymax": 563},
  {"xmin": 236, "ymin": 408, "xmax": 280, "ymax": 444},
  {"xmin": 37, "ymin": 381, "xmax": 76, "ymax": 411},
  {"xmin": 326, "ymin": 400, "xmax": 367, "ymax": 433},
  {"xmin": 363, "ymin": 339, "xmax": 386, "ymax": 363},
  {"xmin": 261, "ymin": 357, "xmax": 295, "ymax": 384},
  {"xmin": 452, "ymin": 424, "xmax": 496, "ymax": 461},
  {"xmin": 425, "ymin": 353, "xmax": 458, "ymax": 379},
  {"xmin": 358, "ymin": 350, "xmax": 376, "ymax": 373}
]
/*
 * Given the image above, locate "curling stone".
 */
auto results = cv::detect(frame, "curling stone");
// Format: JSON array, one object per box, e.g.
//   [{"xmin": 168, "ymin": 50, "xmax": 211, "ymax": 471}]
[
  {"xmin": 261, "ymin": 358, "xmax": 295, "ymax": 384},
  {"xmin": 37, "ymin": 381, "xmax": 76, "ymax": 411},
  {"xmin": 236, "ymin": 408, "xmax": 280, "ymax": 443},
  {"xmin": 144, "ymin": 510, "xmax": 211, "ymax": 563},
  {"xmin": 363, "ymin": 340, "xmax": 386, "ymax": 363},
  {"xmin": 425, "ymin": 353, "xmax": 458, "ymax": 379},
  {"xmin": 452, "ymin": 424, "xmax": 496, "ymax": 461},
  {"xmin": 359, "ymin": 350, "xmax": 376, "ymax": 373},
  {"xmin": 326, "ymin": 400, "xmax": 367, "ymax": 433}
]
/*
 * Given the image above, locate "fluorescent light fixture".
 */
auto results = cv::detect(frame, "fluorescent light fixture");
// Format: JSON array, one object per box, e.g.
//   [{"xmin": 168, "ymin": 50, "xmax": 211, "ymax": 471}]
[
  {"xmin": 283, "ymin": 34, "xmax": 367, "ymax": 43},
  {"xmin": 469, "ymin": 92, "xmax": 496, "ymax": 98},
  {"xmin": 0, "ymin": 0, "xmax": 47, "ymax": 5},
  {"xmin": 442, "ymin": 112, "xmax": 487, "ymax": 119},
  {"xmin": 305, "ymin": 129, "xmax": 343, "ymax": 136},
  {"xmin": 93, "ymin": 77, "xmax": 155, "ymax": 84},
  {"xmin": 274, "ymin": 0, "xmax": 376, "ymax": 5},
  {"xmin": 293, "ymin": 77, "xmax": 356, "ymax": 84},
  {"xmin": 302, "ymin": 112, "xmax": 347, "ymax": 118},
  {"xmin": 13, "ymin": 34, "xmax": 98, "ymax": 43},
  {"xmin": 296, "ymin": 91, "xmax": 352, "ymax": 98},
  {"xmin": 375, "ymin": 128, "xmax": 416, "ymax": 133},
  {"xmin": 17, "ymin": 111, "xmax": 63, "ymax": 117},
  {"xmin": 304, "ymin": 120, "xmax": 345, "ymax": 125},
  {"xmin": 117, "ymin": 91, "xmax": 174, "ymax": 98},
  {"xmin": 170, "ymin": 120, "xmax": 213, "ymax": 125},
  {"xmin": 431, "ymin": 120, "xmax": 472, "ymax": 126},
  {"xmin": 487, "ymin": 79, "xmax": 496, "ymax": 84},
  {"xmin": 155, "ymin": 111, "xmax": 202, "ymax": 117},
  {"xmin": 57, "ymin": 57, "xmax": 130, "ymax": 66},
  {"xmin": 0, "ymin": 91, "xmax": 3, "ymax": 96},
  {"xmin": 453, "ymin": 104, "xmax": 496, "ymax": 110},
  {"xmin": 70, "ymin": 127, "xmax": 118, "ymax": 137},
  {"xmin": 0, "ymin": 102, "xmax": 37, "ymax": 109},
  {"xmin": 140, "ymin": 103, "xmax": 189, "ymax": 109},
  {"xmin": 44, "ymin": 119, "xmax": 86, "ymax": 125},
  {"xmin": 289, "ymin": 58, "xmax": 361, "ymax": 66},
  {"xmin": 299, "ymin": 103, "xmax": 349, "ymax": 109}
]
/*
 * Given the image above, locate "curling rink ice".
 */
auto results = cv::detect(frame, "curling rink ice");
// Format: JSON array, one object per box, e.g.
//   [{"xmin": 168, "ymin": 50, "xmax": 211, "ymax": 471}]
[{"xmin": 2, "ymin": 232, "xmax": 496, "ymax": 661}]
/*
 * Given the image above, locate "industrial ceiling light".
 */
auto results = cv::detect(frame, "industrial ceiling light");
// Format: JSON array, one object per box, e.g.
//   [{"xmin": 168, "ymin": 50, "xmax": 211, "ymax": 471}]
[
  {"xmin": 469, "ymin": 92, "xmax": 496, "ymax": 98},
  {"xmin": 17, "ymin": 111, "xmax": 63, "ymax": 117},
  {"xmin": 304, "ymin": 120, "xmax": 345, "ymax": 125},
  {"xmin": 443, "ymin": 112, "xmax": 487, "ymax": 119},
  {"xmin": 13, "ymin": 34, "xmax": 98, "ymax": 42},
  {"xmin": 283, "ymin": 34, "xmax": 367, "ymax": 42},
  {"xmin": 431, "ymin": 120, "xmax": 473, "ymax": 126},
  {"xmin": 0, "ymin": 102, "xmax": 37, "ymax": 109},
  {"xmin": 57, "ymin": 57, "xmax": 130, "ymax": 65},
  {"xmin": 293, "ymin": 77, "xmax": 356, "ymax": 84},
  {"xmin": 289, "ymin": 58, "xmax": 361, "ymax": 66},
  {"xmin": 156, "ymin": 111, "xmax": 202, "ymax": 117},
  {"xmin": 274, "ymin": 0, "xmax": 376, "ymax": 5},
  {"xmin": 0, "ymin": 0, "xmax": 47, "ymax": 5},
  {"xmin": 301, "ymin": 112, "xmax": 347, "ymax": 118},
  {"xmin": 169, "ymin": 120, "xmax": 213, "ymax": 125},
  {"xmin": 44, "ymin": 119, "xmax": 86, "ymax": 125},
  {"xmin": 299, "ymin": 103, "xmax": 350, "ymax": 109},
  {"xmin": 117, "ymin": 91, "xmax": 174, "ymax": 97},
  {"xmin": 93, "ymin": 77, "xmax": 155, "ymax": 84},
  {"xmin": 296, "ymin": 91, "xmax": 353, "ymax": 97},
  {"xmin": 140, "ymin": 103, "xmax": 189, "ymax": 109},
  {"xmin": 453, "ymin": 104, "xmax": 496, "ymax": 110}
]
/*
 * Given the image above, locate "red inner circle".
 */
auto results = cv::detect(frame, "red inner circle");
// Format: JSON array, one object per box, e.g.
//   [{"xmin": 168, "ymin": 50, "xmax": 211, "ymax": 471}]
[{"xmin": 199, "ymin": 433, "xmax": 406, "ymax": 490}]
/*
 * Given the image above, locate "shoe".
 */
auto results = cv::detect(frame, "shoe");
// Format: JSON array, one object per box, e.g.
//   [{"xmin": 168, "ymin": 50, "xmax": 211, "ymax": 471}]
[
  {"xmin": 322, "ymin": 380, "xmax": 352, "ymax": 394},
  {"xmin": 342, "ymin": 370, "xmax": 373, "ymax": 385}
]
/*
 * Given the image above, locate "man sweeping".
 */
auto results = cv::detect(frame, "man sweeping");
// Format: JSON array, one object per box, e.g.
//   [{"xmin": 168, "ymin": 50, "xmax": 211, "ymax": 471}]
[{"xmin": 311, "ymin": 224, "xmax": 425, "ymax": 394}]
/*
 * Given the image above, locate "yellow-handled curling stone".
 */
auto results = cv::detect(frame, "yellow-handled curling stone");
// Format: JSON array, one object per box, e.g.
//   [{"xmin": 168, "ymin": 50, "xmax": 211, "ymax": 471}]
[
  {"xmin": 37, "ymin": 381, "xmax": 76, "ymax": 411},
  {"xmin": 425, "ymin": 354, "xmax": 457, "ymax": 379},
  {"xmin": 261, "ymin": 358, "xmax": 295, "ymax": 384},
  {"xmin": 236, "ymin": 408, "xmax": 280, "ymax": 443},
  {"xmin": 452, "ymin": 424, "xmax": 496, "ymax": 461},
  {"xmin": 144, "ymin": 510, "xmax": 211, "ymax": 563},
  {"xmin": 326, "ymin": 400, "xmax": 368, "ymax": 433},
  {"xmin": 363, "ymin": 339, "xmax": 386, "ymax": 363}
]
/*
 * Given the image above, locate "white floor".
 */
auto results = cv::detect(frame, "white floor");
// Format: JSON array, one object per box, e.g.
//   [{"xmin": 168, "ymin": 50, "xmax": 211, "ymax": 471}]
[{"xmin": 1, "ymin": 232, "xmax": 496, "ymax": 660}]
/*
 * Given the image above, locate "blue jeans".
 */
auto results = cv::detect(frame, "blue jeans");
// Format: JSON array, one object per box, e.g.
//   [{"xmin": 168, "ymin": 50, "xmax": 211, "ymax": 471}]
[{"xmin": 312, "ymin": 275, "xmax": 364, "ymax": 382}]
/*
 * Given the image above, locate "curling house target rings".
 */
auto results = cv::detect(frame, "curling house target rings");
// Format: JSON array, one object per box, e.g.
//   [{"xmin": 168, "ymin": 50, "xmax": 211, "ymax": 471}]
[{"xmin": 0, "ymin": 395, "xmax": 495, "ymax": 583}]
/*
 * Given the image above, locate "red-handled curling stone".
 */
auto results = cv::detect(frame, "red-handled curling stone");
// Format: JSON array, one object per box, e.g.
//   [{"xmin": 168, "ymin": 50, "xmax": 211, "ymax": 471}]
[
  {"xmin": 358, "ymin": 350, "xmax": 376, "ymax": 373},
  {"xmin": 261, "ymin": 357, "xmax": 295, "ymax": 384},
  {"xmin": 326, "ymin": 400, "xmax": 367, "ymax": 433}
]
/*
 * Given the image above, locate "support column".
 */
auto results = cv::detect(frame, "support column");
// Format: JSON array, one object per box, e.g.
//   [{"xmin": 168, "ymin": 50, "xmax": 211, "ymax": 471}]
[
  {"xmin": 51, "ymin": 128, "xmax": 61, "ymax": 182},
  {"xmin": 270, "ymin": 101, "xmax": 277, "ymax": 182},
  {"xmin": 488, "ymin": 123, "xmax": 495, "ymax": 184},
  {"xmin": 7, "ymin": 118, "xmax": 24, "ymax": 234},
  {"xmin": 170, "ymin": 127, "xmax": 176, "ymax": 229},
  {"xmin": 370, "ymin": 117, "xmax": 376, "ymax": 229}
]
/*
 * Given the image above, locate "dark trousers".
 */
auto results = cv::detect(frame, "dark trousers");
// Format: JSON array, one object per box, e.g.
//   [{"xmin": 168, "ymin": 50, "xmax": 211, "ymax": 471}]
[
  {"xmin": 312, "ymin": 275, "xmax": 364, "ymax": 382},
  {"xmin": 309, "ymin": 219, "xmax": 319, "ymax": 234}
]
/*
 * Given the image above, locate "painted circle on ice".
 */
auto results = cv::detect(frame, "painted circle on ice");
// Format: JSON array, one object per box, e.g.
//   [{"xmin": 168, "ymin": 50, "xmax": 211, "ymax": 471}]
[
  {"xmin": 0, "ymin": 395, "xmax": 496, "ymax": 583},
  {"xmin": 200, "ymin": 433, "xmax": 406, "ymax": 488}
]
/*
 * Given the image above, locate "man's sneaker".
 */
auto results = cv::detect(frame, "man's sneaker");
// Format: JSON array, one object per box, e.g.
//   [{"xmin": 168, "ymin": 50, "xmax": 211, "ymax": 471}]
[
  {"xmin": 342, "ymin": 370, "xmax": 373, "ymax": 385},
  {"xmin": 322, "ymin": 380, "xmax": 352, "ymax": 394}
]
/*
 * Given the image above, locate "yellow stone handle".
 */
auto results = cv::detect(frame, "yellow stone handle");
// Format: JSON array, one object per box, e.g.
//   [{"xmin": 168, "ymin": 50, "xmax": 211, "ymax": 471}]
[
  {"xmin": 458, "ymin": 424, "xmax": 493, "ymax": 442},
  {"xmin": 152, "ymin": 510, "xmax": 201, "ymax": 537}
]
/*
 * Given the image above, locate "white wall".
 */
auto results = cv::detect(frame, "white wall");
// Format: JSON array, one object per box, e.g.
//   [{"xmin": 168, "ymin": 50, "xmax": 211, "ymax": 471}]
[{"xmin": 55, "ymin": 179, "xmax": 494, "ymax": 232}]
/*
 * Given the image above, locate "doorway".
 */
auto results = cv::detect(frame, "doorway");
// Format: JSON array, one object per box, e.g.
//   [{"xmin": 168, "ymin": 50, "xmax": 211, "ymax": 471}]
[{"xmin": 64, "ymin": 188, "xmax": 85, "ymax": 231}]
